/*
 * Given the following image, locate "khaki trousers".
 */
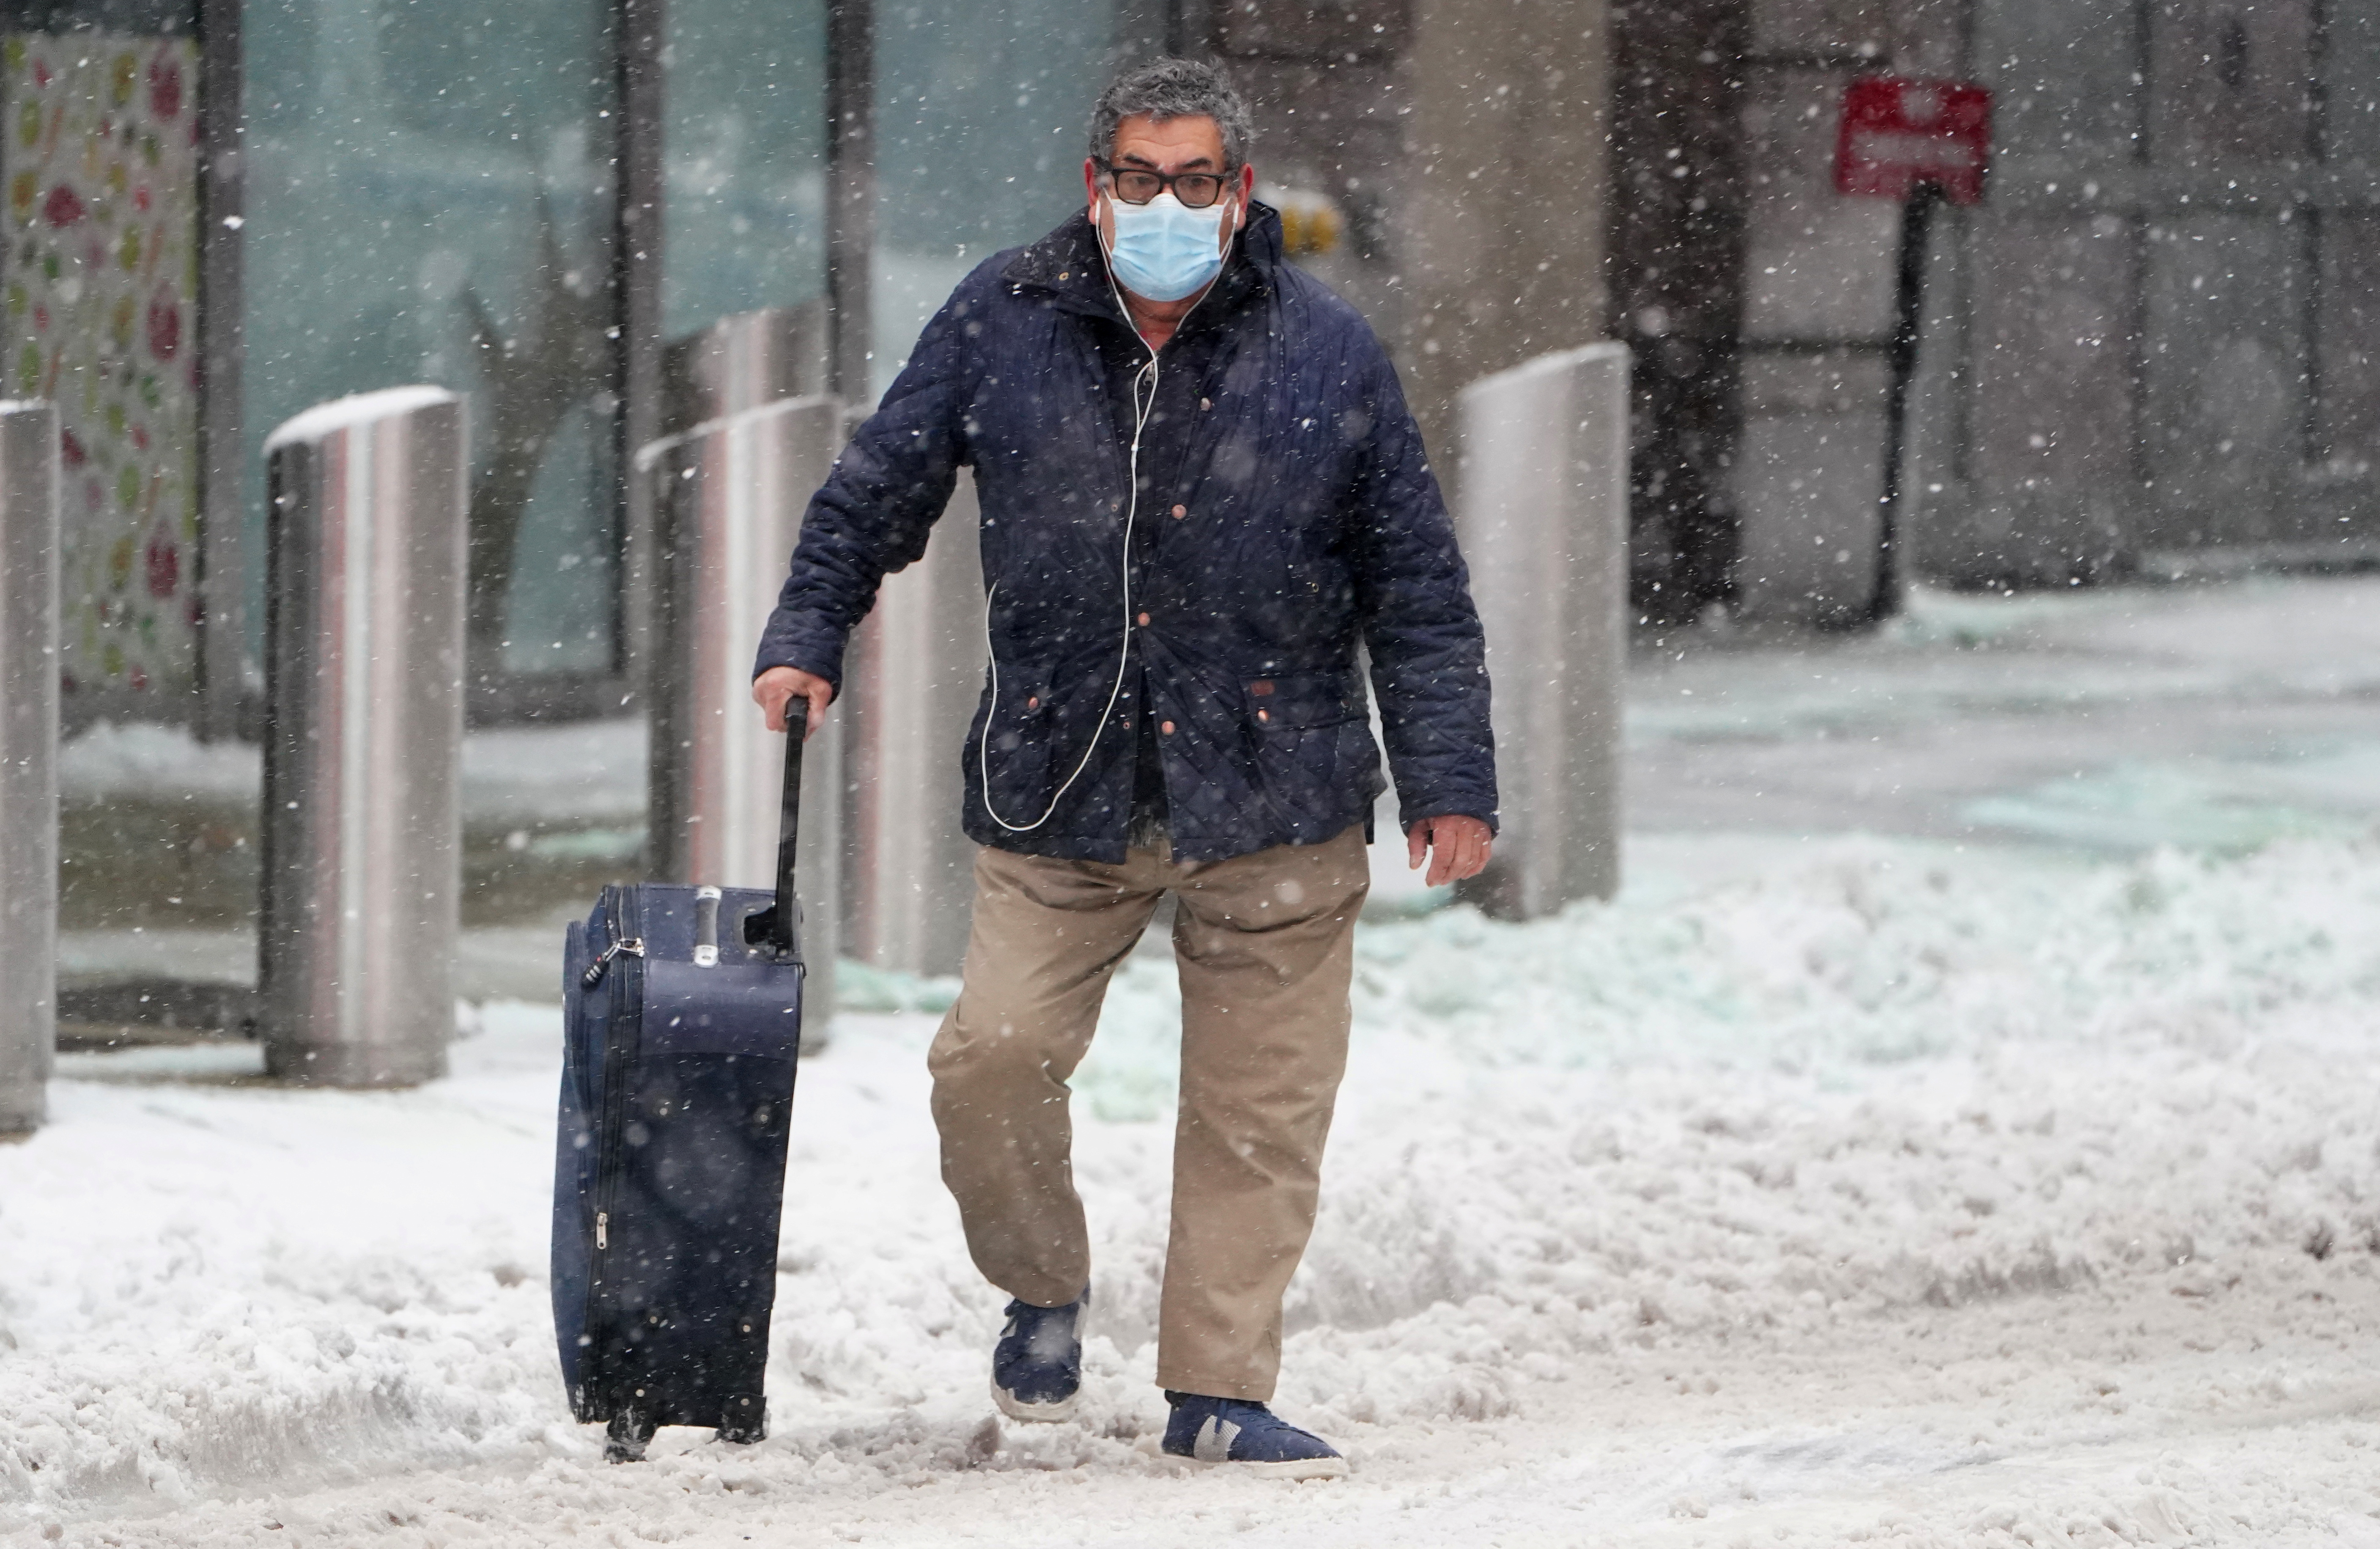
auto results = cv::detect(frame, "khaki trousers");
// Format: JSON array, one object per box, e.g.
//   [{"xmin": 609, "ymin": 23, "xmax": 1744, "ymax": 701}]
[{"xmin": 927, "ymin": 825, "xmax": 1369, "ymax": 1401}]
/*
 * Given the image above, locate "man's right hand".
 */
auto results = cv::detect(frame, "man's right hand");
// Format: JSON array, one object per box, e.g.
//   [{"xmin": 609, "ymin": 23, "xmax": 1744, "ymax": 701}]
[{"xmin": 753, "ymin": 665, "xmax": 833, "ymax": 739}]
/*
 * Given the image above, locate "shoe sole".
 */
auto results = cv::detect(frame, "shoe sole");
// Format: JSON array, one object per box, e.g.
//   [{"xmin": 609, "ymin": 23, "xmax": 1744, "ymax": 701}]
[
  {"xmin": 1174, "ymin": 1454, "xmax": 1351, "ymax": 1481},
  {"xmin": 990, "ymin": 1377, "xmax": 1080, "ymax": 1423}
]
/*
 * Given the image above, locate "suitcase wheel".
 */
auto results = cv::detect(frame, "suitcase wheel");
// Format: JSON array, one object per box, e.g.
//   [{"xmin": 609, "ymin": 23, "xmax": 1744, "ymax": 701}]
[
  {"xmin": 606, "ymin": 1408, "xmax": 657, "ymax": 1464},
  {"xmin": 718, "ymin": 1393, "xmax": 768, "ymax": 1445}
]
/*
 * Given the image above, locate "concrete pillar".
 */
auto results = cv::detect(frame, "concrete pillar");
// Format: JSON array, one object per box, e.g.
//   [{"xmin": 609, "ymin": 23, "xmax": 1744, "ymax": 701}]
[
  {"xmin": 1455, "ymin": 343, "xmax": 1631, "ymax": 918},
  {"xmin": 1400, "ymin": 0, "xmax": 1614, "ymax": 467},
  {"xmin": 0, "ymin": 402, "xmax": 59, "ymax": 1134},
  {"xmin": 841, "ymin": 472, "xmax": 984, "ymax": 977},
  {"xmin": 259, "ymin": 387, "xmax": 468, "ymax": 1088}
]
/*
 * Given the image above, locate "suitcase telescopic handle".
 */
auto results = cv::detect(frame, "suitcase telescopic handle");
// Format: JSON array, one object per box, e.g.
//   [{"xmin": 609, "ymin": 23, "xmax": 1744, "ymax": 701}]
[
  {"xmin": 740, "ymin": 725, "xmax": 804, "ymax": 961},
  {"xmin": 770, "ymin": 726, "xmax": 804, "ymax": 959}
]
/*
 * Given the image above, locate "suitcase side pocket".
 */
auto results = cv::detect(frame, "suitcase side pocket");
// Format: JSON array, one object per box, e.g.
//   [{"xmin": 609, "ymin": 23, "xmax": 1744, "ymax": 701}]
[{"xmin": 641, "ymin": 959, "xmax": 806, "ymax": 1062}]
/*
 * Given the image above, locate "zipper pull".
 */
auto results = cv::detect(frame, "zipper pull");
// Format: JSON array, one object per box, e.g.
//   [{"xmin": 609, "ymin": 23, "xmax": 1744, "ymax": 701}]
[
  {"xmin": 580, "ymin": 936, "xmax": 646, "ymax": 989},
  {"xmin": 596, "ymin": 1211, "xmax": 609, "ymax": 1250}
]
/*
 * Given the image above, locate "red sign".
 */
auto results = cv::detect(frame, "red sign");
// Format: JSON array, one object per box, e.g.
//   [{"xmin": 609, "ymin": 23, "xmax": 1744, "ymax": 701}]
[{"xmin": 1834, "ymin": 77, "xmax": 1992, "ymax": 206}]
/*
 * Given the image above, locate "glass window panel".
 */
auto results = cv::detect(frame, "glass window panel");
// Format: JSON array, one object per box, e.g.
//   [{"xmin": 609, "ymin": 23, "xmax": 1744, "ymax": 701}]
[
  {"xmin": 2325, "ymin": 4, "xmax": 2380, "ymax": 164},
  {"xmin": 2316, "ymin": 214, "xmax": 2380, "ymax": 466},
  {"xmin": 244, "ymin": 0, "xmax": 619, "ymax": 679},
  {"xmin": 1972, "ymin": 0, "xmax": 2141, "ymax": 160},
  {"xmin": 2147, "ymin": 0, "xmax": 2312, "ymax": 167},
  {"xmin": 872, "ymin": 0, "xmax": 1120, "ymax": 400},
  {"xmin": 661, "ymin": 0, "xmax": 828, "ymax": 339},
  {"xmin": 2141, "ymin": 216, "xmax": 2307, "ymax": 548}
]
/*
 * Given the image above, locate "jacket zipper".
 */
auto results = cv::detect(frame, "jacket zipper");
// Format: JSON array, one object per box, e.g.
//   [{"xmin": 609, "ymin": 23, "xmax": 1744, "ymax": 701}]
[{"xmin": 584, "ymin": 887, "xmax": 643, "ymax": 1388}]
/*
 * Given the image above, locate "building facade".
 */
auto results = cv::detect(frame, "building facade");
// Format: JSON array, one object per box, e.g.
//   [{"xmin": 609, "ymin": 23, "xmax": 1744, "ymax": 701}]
[
  {"xmin": 13, "ymin": 0, "xmax": 2375, "ymax": 753},
  {"xmin": 1618, "ymin": 0, "xmax": 2380, "ymax": 624},
  {"xmin": 1, "ymin": 0, "xmax": 1187, "ymax": 737}
]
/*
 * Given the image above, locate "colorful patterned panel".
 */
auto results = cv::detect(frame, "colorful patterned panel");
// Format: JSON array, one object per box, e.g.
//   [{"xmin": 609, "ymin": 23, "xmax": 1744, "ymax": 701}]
[{"xmin": 3, "ymin": 32, "xmax": 200, "ymax": 697}]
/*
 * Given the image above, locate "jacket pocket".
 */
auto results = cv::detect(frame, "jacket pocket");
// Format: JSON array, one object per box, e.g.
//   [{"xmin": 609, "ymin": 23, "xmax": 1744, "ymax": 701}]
[
  {"xmin": 1240, "ymin": 666, "xmax": 1382, "ymax": 836},
  {"xmin": 1244, "ymin": 667, "xmax": 1363, "ymax": 733},
  {"xmin": 974, "ymin": 665, "xmax": 1061, "ymax": 818}
]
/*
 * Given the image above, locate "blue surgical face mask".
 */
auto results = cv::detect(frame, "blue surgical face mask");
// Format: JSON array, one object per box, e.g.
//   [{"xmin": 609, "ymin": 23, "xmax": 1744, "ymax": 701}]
[{"xmin": 1101, "ymin": 189, "xmax": 1232, "ymax": 303}]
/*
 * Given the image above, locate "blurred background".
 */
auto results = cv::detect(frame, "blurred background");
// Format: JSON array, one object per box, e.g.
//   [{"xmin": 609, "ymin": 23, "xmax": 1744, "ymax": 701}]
[{"xmin": 19, "ymin": 0, "xmax": 2380, "ymax": 1035}]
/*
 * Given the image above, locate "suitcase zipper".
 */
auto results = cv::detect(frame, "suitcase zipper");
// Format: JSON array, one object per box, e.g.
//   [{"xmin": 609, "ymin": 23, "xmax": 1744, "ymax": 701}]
[
  {"xmin": 595, "ymin": 890, "xmax": 643, "ymax": 1255},
  {"xmin": 586, "ymin": 888, "xmax": 644, "ymax": 1396},
  {"xmin": 581, "ymin": 930, "xmax": 646, "ymax": 989}
]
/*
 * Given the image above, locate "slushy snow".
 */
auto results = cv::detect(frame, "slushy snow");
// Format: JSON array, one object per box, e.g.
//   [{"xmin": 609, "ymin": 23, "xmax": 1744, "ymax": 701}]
[{"xmin": 5, "ymin": 830, "xmax": 2379, "ymax": 1545}]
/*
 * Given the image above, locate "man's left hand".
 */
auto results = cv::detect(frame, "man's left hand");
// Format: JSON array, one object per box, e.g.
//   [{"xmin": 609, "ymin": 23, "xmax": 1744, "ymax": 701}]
[{"xmin": 1407, "ymin": 815, "xmax": 1492, "ymax": 887}]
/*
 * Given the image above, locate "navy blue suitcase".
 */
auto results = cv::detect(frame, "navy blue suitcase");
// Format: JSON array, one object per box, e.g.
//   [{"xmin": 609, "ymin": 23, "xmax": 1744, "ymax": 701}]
[{"xmin": 553, "ymin": 734, "xmax": 811, "ymax": 1462}]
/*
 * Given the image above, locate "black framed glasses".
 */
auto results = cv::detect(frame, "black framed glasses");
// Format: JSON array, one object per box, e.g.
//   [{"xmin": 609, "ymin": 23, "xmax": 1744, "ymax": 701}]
[{"xmin": 1096, "ymin": 159, "xmax": 1236, "ymax": 209}]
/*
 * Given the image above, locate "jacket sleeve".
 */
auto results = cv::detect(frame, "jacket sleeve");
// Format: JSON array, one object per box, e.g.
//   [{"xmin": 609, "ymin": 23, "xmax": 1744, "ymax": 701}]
[
  {"xmin": 750, "ymin": 278, "xmax": 979, "ymax": 692},
  {"xmin": 1346, "ymin": 338, "xmax": 1500, "ymax": 835}
]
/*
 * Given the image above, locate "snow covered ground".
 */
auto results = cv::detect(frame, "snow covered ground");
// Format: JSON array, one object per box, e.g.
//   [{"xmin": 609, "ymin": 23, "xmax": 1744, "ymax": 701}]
[
  {"xmin": 6, "ymin": 577, "xmax": 2380, "ymax": 1546},
  {"xmin": 1630, "ymin": 574, "xmax": 2380, "ymax": 855}
]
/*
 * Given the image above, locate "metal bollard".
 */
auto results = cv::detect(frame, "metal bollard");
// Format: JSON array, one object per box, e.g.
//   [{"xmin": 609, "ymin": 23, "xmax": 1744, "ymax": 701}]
[
  {"xmin": 841, "ymin": 469, "xmax": 984, "ymax": 977},
  {"xmin": 644, "ymin": 393, "xmax": 843, "ymax": 1043},
  {"xmin": 0, "ymin": 401, "xmax": 59, "ymax": 1134},
  {"xmin": 663, "ymin": 303, "xmax": 828, "ymax": 431},
  {"xmin": 258, "ymin": 387, "xmax": 468, "ymax": 1087},
  {"xmin": 1454, "ymin": 343, "xmax": 1631, "ymax": 918}
]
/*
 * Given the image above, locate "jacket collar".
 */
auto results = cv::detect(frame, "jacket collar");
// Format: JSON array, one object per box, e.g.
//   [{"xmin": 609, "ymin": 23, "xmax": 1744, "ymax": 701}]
[{"xmin": 1004, "ymin": 201, "xmax": 1282, "ymax": 330}]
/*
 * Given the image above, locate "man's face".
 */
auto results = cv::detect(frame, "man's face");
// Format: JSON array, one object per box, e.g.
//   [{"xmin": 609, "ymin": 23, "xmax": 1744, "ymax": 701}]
[{"xmin": 1084, "ymin": 113, "xmax": 1255, "ymax": 259}]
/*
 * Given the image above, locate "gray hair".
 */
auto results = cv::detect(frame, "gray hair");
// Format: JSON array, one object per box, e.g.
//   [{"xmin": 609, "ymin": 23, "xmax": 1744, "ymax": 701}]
[{"xmin": 1088, "ymin": 58, "xmax": 1253, "ymax": 169}]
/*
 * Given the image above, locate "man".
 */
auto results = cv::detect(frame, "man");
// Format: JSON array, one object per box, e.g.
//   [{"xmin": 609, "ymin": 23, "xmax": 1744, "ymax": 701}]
[{"xmin": 752, "ymin": 58, "xmax": 1496, "ymax": 1480}]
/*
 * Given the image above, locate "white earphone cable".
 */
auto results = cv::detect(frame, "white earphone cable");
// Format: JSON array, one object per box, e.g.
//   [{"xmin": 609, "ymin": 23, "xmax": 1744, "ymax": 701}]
[{"xmin": 978, "ymin": 236, "xmax": 1176, "ymax": 833}]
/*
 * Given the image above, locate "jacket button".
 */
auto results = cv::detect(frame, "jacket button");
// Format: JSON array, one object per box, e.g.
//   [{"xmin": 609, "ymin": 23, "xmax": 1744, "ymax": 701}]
[
  {"xmin": 1257, "ymin": 709, "xmax": 1270, "ymax": 722},
  {"xmin": 1170, "ymin": 504, "xmax": 1187, "ymax": 519},
  {"xmin": 1200, "ymin": 398, "xmax": 1211, "ymax": 411},
  {"xmin": 1136, "ymin": 612, "xmax": 1151, "ymax": 626},
  {"xmin": 1026, "ymin": 696, "xmax": 1039, "ymax": 709},
  {"xmin": 1160, "ymin": 720, "xmax": 1176, "ymax": 735}
]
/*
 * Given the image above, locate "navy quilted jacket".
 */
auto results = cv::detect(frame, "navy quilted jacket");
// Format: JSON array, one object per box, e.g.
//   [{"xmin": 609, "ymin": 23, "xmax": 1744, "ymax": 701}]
[{"xmin": 754, "ymin": 205, "xmax": 1497, "ymax": 865}]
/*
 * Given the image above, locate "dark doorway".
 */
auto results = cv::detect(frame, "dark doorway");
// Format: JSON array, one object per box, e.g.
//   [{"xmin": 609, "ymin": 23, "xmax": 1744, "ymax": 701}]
[{"xmin": 1607, "ymin": 0, "xmax": 1752, "ymax": 626}]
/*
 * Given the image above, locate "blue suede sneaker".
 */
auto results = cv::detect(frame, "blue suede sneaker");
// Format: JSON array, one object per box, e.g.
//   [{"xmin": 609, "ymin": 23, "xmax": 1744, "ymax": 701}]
[
  {"xmin": 990, "ymin": 1291, "xmax": 1087, "ymax": 1422},
  {"xmin": 1162, "ymin": 1392, "xmax": 1349, "ymax": 1480}
]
